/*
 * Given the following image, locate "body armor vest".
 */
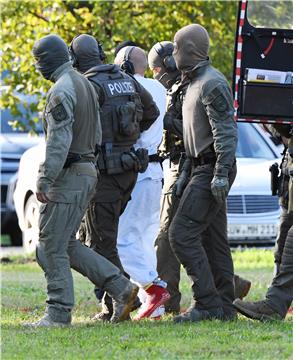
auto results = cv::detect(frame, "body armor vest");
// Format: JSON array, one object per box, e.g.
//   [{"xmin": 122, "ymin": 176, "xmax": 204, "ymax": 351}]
[
  {"xmin": 162, "ymin": 80, "xmax": 185, "ymax": 160},
  {"xmin": 85, "ymin": 64, "xmax": 143, "ymax": 149}
]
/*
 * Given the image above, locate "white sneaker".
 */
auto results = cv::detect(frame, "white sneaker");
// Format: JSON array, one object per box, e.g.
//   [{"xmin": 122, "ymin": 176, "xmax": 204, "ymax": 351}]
[{"xmin": 150, "ymin": 305, "xmax": 165, "ymax": 319}]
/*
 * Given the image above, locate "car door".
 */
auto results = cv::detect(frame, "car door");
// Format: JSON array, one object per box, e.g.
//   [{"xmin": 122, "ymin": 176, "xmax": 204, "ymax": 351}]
[{"xmin": 233, "ymin": 0, "xmax": 293, "ymax": 124}]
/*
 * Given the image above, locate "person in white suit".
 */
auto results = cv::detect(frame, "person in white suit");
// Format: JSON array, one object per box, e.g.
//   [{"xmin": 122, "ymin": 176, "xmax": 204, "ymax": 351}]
[{"xmin": 115, "ymin": 46, "xmax": 170, "ymax": 320}]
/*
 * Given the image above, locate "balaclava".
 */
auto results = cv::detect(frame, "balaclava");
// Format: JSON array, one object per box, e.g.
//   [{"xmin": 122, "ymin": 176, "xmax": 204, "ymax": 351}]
[
  {"xmin": 173, "ymin": 24, "xmax": 210, "ymax": 72},
  {"xmin": 32, "ymin": 35, "xmax": 70, "ymax": 81},
  {"xmin": 148, "ymin": 41, "xmax": 180, "ymax": 89},
  {"xmin": 70, "ymin": 34, "xmax": 103, "ymax": 74}
]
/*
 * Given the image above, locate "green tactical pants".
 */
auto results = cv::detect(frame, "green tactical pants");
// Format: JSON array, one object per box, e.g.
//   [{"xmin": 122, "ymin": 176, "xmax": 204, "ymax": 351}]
[
  {"xmin": 266, "ymin": 224, "xmax": 293, "ymax": 318},
  {"xmin": 37, "ymin": 163, "xmax": 131, "ymax": 323},
  {"xmin": 155, "ymin": 161, "xmax": 181, "ymax": 313},
  {"xmin": 169, "ymin": 163, "xmax": 237, "ymax": 314}
]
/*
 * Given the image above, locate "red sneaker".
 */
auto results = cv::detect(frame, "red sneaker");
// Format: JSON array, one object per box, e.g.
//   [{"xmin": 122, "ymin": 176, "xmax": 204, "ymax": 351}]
[{"xmin": 133, "ymin": 285, "xmax": 170, "ymax": 320}]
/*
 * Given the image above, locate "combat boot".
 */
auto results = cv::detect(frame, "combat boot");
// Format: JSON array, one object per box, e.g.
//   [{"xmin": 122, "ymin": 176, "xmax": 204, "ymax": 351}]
[
  {"xmin": 173, "ymin": 306, "xmax": 224, "ymax": 323},
  {"xmin": 92, "ymin": 295, "xmax": 141, "ymax": 322},
  {"xmin": 110, "ymin": 282, "xmax": 139, "ymax": 323},
  {"xmin": 234, "ymin": 275, "xmax": 251, "ymax": 299},
  {"xmin": 233, "ymin": 299, "xmax": 282, "ymax": 321},
  {"xmin": 24, "ymin": 314, "xmax": 70, "ymax": 328},
  {"xmin": 133, "ymin": 283, "xmax": 170, "ymax": 320}
]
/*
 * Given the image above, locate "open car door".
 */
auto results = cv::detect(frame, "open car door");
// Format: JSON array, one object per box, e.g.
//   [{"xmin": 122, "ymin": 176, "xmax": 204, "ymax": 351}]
[{"xmin": 233, "ymin": 0, "xmax": 293, "ymax": 124}]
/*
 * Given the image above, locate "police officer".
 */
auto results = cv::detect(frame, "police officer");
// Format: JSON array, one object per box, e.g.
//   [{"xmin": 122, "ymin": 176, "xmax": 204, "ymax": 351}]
[
  {"xmin": 148, "ymin": 41, "xmax": 187, "ymax": 314},
  {"xmin": 149, "ymin": 41, "xmax": 251, "ymax": 315},
  {"xmin": 27, "ymin": 35, "xmax": 139, "ymax": 327},
  {"xmin": 266, "ymin": 124, "xmax": 293, "ymax": 275},
  {"xmin": 69, "ymin": 34, "xmax": 159, "ymax": 321},
  {"xmin": 234, "ymin": 127, "xmax": 293, "ymax": 320},
  {"xmin": 168, "ymin": 24, "xmax": 238, "ymax": 323}
]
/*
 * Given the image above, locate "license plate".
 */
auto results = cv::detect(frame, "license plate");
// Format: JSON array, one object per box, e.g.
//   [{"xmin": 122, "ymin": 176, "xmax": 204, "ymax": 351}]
[{"xmin": 228, "ymin": 224, "xmax": 277, "ymax": 238}]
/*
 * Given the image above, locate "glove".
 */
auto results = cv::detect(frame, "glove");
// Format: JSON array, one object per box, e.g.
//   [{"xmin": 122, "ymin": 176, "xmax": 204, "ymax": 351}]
[
  {"xmin": 173, "ymin": 169, "xmax": 190, "ymax": 198},
  {"xmin": 211, "ymin": 175, "xmax": 229, "ymax": 203},
  {"xmin": 135, "ymin": 148, "xmax": 149, "ymax": 173}
]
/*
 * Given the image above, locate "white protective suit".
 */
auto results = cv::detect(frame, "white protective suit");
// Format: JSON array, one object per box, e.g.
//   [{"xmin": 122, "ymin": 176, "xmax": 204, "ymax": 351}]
[{"xmin": 117, "ymin": 74, "xmax": 166, "ymax": 286}]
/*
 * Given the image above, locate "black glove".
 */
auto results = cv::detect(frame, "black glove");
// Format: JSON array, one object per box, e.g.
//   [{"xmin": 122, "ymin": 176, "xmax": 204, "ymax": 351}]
[
  {"xmin": 211, "ymin": 175, "xmax": 229, "ymax": 203},
  {"xmin": 172, "ymin": 157, "xmax": 191, "ymax": 198}
]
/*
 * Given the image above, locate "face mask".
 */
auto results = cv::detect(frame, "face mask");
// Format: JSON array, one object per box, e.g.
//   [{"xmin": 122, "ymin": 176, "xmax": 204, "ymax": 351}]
[
  {"xmin": 32, "ymin": 35, "xmax": 70, "ymax": 81},
  {"xmin": 154, "ymin": 69, "xmax": 179, "ymax": 89}
]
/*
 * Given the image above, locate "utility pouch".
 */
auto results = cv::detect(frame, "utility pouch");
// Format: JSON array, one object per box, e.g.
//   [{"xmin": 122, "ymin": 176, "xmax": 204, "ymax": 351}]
[
  {"xmin": 118, "ymin": 102, "xmax": 139, "ymax": 137},
  {"xmin": 269, "ymin": 162, "xmax": 280, "ymax": 196},
  {"xmin": 105, "ymin": 150, "xmax": 125, "ymax": 175},
  {"xmin": 136, "ymin": 148, "xmax": 149, "ymax": 173},
  {"xmin": 121, "ymin": 151, "xmax": 140, "ymax": 172}
]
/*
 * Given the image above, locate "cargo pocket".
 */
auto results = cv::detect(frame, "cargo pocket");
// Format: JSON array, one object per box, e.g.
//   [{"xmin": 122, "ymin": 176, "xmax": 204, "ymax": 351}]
[
  {"xmin": 46, "ymin": 191, "xmax": 82, "ymax": 233},
  {"xmin": 180, "ymin": 188, "xmax": 212, "ymax": 224},
  {"xmin": 38, "ymin": 203, "xmax": 48, "ymax": 230}
]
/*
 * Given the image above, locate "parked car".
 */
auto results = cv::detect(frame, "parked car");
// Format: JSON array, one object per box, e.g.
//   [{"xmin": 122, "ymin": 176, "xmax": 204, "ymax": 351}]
[
  {"xmin": 228, "ymin": 122, "xmax": 281, "ymax": 245},
  {"xmin": 1, "ymin": 101, "xmax": 43, "ymax": 246},
  {"xmin": 14, "ymin": 122, "xmax": 281, "ymax": 252}
]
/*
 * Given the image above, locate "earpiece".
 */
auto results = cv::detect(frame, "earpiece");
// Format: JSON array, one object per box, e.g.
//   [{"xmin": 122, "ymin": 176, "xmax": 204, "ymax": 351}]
[
  {"xmin": 120, "ymin": 46, "xmax": 135, "ymax": 75},
  {"xmin": 154, "ymin": 42, "xmax": 177, "ymax": 72}
]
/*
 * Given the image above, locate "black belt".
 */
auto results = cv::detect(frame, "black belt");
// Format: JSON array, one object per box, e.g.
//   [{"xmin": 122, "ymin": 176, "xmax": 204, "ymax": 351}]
[
  {"xmin": 63, "ymin": 153, "xmax": 94, "ymax": 169},
  {"xmin": 191, "ymin": 153, "xmax": 216, "ymax": 167},
  {"xmin": 149, "ymin": 154, "xmax": 165, "ymax": 163}
]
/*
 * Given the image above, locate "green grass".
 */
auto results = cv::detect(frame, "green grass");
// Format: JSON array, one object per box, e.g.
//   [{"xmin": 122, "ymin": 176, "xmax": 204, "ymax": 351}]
[
  {"xmin": 1, "ymin": 249, "xmax": 293, "ymax": 360},
  {"xmin": 0, "ymin": 234, "xmax": 12, "ymax": 246}
]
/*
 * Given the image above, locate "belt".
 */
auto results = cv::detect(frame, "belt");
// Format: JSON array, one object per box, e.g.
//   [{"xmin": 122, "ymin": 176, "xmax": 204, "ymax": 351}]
[
  {"xmin": 148, "ymin": 154, "xmax": 165, "ymax": 163},
  {"xmin": 63, "ymin": 153, "xmax": 94, "ymax": 169},
  {"xmin": 191, "ymin": 153, "xmax": 216, "ymax": 167}
]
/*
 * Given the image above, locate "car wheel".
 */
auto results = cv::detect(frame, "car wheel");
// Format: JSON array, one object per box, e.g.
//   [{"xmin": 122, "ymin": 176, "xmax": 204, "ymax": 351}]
[{"xmin": 23, "ymin": 194, "xmax": 39, "ymax": 253}]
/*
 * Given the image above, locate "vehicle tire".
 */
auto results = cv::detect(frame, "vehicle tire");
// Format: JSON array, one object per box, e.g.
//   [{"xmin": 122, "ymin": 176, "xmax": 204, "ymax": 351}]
[{"xmin": 23, "ymin": 194, "xmax": 39, "ymax": 253}]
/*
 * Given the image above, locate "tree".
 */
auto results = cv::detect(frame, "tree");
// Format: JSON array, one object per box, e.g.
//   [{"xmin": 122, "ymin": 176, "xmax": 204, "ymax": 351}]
[{"xmin": 0, "ymin": 0, "xmax": 237, "ymax": 131}]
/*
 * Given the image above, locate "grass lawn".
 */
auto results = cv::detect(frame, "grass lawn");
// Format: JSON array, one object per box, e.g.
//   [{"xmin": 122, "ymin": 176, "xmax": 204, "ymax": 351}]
[{"xmin": 1, "ymin": 249, "xmax": 293, "ymax": 360}]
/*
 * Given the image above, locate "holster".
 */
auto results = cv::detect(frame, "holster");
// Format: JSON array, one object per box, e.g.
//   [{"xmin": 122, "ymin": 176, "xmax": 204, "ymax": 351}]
[{"xmin": 269, "ymin": 162, "xmax": 280, "ymax": 196}]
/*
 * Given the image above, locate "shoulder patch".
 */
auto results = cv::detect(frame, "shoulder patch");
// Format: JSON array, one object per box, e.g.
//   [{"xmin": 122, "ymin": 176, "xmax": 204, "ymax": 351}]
[{"xmin": 51, "ymin": 103, "xmax": 68, "ymax": 122}]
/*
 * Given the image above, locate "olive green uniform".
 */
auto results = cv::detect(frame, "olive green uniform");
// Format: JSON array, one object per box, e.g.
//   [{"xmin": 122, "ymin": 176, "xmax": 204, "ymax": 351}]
[
  {"xmin": 169, "ymin": 61, "xmax": 238, "ymax": 315},
  {"xmin": 36, "ymin": 62, "xmax": 134, "ymax": 323}
]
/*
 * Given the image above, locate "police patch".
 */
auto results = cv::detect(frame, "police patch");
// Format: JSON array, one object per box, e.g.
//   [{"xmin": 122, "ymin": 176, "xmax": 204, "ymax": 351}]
[
  {"xmin": 51, "ymin": 103, "xmax": 68, "ymax": 122},
  {"xmin": 212, "ymin": 95, "xmax": 227, "ymax": 112}
]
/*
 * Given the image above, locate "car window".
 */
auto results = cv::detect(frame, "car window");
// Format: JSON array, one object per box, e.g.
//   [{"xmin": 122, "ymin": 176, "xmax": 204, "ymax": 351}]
[
  {"xmin": 247, "ymin": 1, "xmax": 293, "ymax": 30},
  {"xmin": 236, "ymin": 123, "xmax": 276, "ymax": 159},
  {"xmin": 1, "ymin": 107, "xmax": 43, "ymax": 134}
]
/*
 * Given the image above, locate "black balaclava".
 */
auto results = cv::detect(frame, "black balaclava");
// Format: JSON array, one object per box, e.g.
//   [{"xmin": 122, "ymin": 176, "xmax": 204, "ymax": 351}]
[
  {"xmin": 173, "ymin": 24, "xmax": 210, "ymax": 73},
  {"xmin": 32, "ymin": 34, "xmax": 70, "ymax": 81},
  {"xmin": 148, "ymin": 41, "xmax": 180, "ymax": 90},
  {"xmin": 70, "ymin": 34, "xmax": 103, "ymax": 74}
]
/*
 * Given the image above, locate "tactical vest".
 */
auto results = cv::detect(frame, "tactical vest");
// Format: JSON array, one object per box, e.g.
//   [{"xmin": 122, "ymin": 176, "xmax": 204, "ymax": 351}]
[
  {"xmin": 161, "ymin": 80, "xmax": 185, "ymax": 161},
  {"xmin": 86, "ymin": 65, "xmax": 143, "ymax": 149}
]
